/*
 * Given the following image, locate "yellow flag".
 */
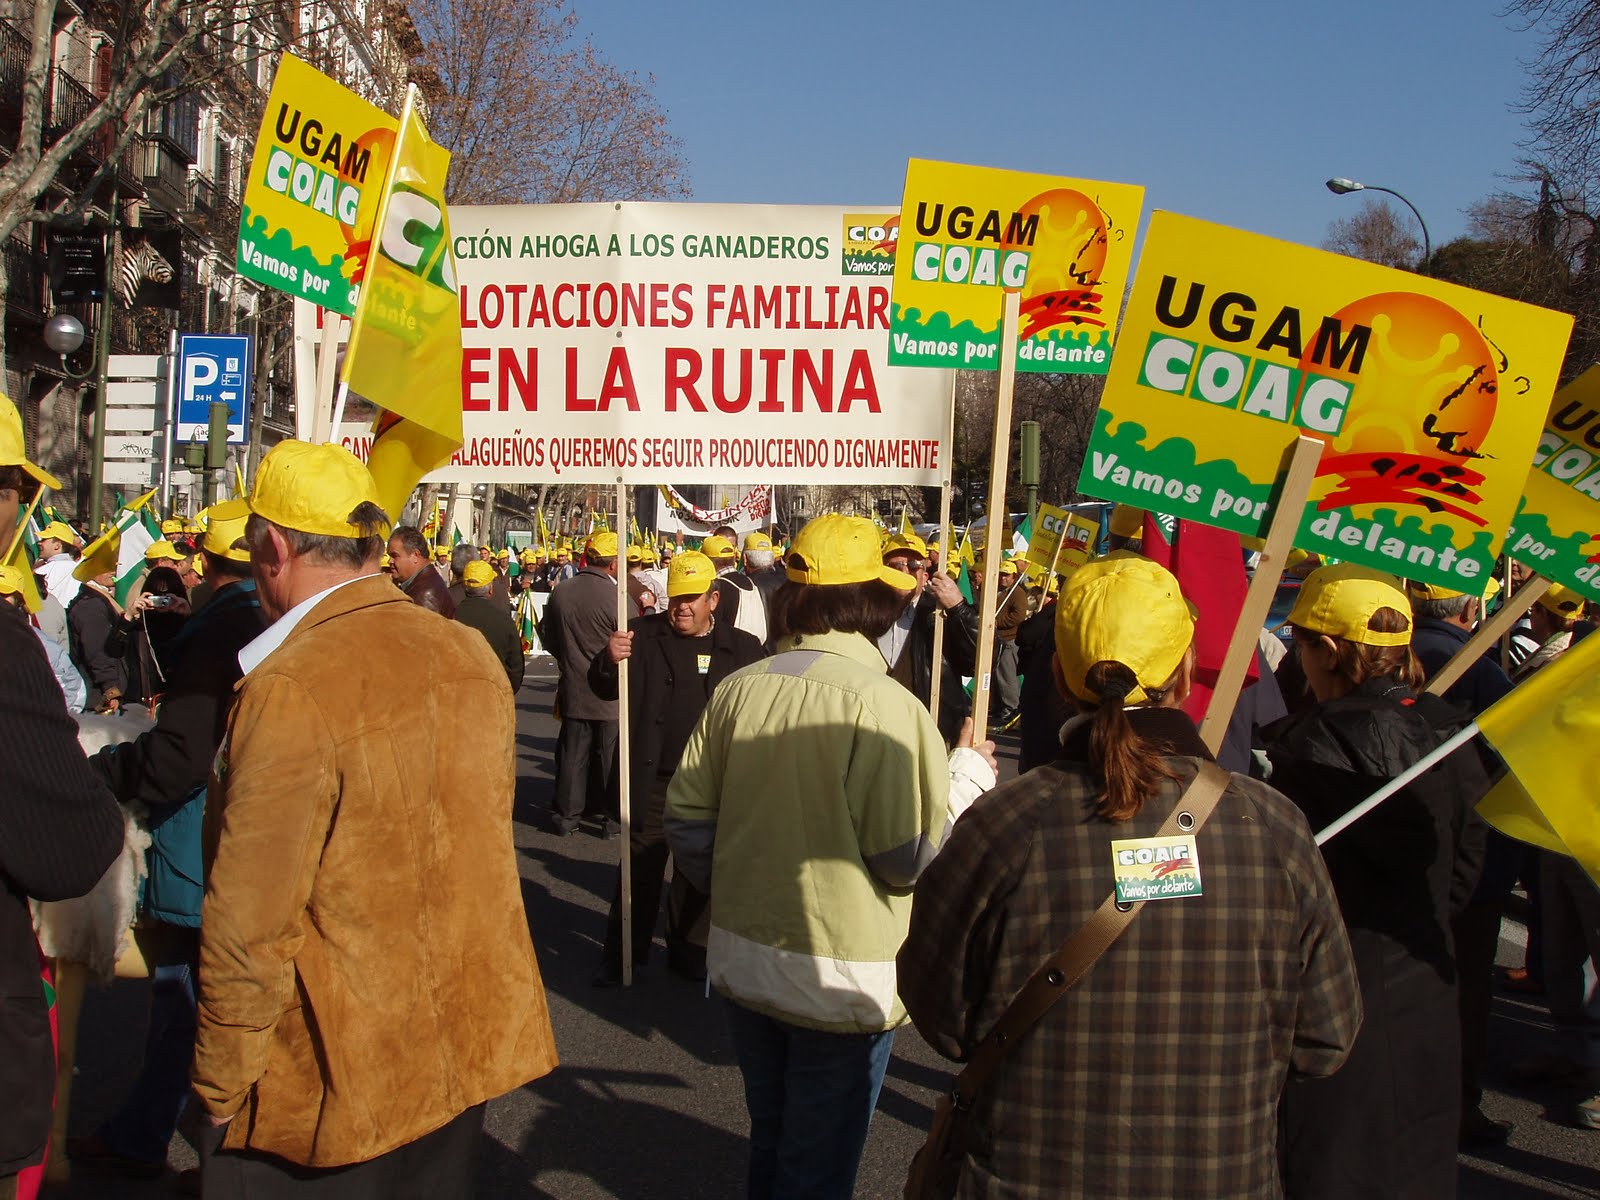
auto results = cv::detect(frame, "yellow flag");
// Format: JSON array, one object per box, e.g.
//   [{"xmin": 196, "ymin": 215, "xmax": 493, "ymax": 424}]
[
  {"xmin": 537, "ymin": 507, "xmax": 552, "ymax": 552},
  {"xmin": 1476, "ymin": 632, "xmax": 1600, "ymax": 887},
  {"xmin": 343, "ymin": 89, "xmax": 463, "ymax": 520},
  {"xmin": 3, "ymin": 492, "xmax": 43, "ymax": 613},
  {"xmin": 900, "ymin": 508, "xmax": 915, "ymax": 538},
  {"xmin": 126, "ymin": 486, "xmax": 159, "ymax": 512}
]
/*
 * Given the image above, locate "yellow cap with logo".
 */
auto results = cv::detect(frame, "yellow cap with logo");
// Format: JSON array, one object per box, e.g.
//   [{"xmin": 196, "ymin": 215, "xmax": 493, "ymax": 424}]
[
  {"xmin": 495, "ymin": 548, "xmax": 511, "ymax": 561},
  {"xmin": 667, "ymin": 550, "xmax": 716, "ymax": 597},
  {"xmin": 743, "ymin": 531, "xmax": 773, "ymax": 552},
  {"xmin": 434, "ymin": 544, "xmax": 450, "ymax": 559},
  {"xmin": 0, "ymin": 393, "xmax": 62, "ymax": 490},
  {"xmin": 463, "ymin": 560, "xmax": 494, "ymax": 587},
  {"xmin": 1053, "ymin": 556, "xmax": 1195, "ymax": 705},
  {"xmin": 1288, "ymin": 563, "xmax": 1412, "ymax": 647},
  {"xmin": 588, "ymin": 530, "xmax": 619, "ymax": 558},
  {"xmin": 785, "ymin": 514, "xmax": 915, "ymax": 592},
  {"xmin": 1538, "ymin": 582, "xmax": 1585, "ymax": 618},
  {"xmin": 208, "ymin": 440, "xmax": 386, "ymax": 539}
]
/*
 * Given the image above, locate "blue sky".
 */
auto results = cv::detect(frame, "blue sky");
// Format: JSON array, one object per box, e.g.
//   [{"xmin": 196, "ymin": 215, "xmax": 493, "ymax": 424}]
[{"xmin": 580, "ymin": 0, "xmax": 1539, "ymax": 253}]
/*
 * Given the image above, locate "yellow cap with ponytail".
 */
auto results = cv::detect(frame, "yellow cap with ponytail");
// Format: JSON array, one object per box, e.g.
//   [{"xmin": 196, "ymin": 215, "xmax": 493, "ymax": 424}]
[{"xmin": 1053, "ymin": 557, "xmax": 1194, "ymax": 705}]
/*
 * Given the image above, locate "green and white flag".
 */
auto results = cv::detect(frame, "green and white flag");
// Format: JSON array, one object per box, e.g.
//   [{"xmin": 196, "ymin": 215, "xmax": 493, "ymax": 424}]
[{"xmin": 112, "ymin": 489, "xmax": 162, "ymax": 605}]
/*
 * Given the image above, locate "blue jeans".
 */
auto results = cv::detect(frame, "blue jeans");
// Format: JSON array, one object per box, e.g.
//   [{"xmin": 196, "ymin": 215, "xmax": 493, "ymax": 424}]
[
  {"xmin": 101, "ymin": 930, "xmax": 198, "ymax": 1165},
  {"xmin": 725, "ymin": 1000, "xmax": 895, "ymax": 1200}
]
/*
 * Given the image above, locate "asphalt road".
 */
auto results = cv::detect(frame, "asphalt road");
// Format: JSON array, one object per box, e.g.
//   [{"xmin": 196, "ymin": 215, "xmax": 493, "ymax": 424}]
[{"xmin": 52, "ymin": 662, "xmax": 1600, "ymax": 1198}]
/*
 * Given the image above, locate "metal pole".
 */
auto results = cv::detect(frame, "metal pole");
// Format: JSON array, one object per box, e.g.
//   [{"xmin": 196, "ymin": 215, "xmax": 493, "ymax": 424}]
[
  {"xmin": 159, "ymin": 327, "xmax": 177, "ymax": 515},
  {"xmin": 87, "ymin": 210, "xmax": 118, "ymax": 530}
]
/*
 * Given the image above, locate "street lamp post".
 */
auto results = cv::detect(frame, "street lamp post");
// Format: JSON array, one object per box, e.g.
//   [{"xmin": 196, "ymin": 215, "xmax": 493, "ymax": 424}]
[{"xmin": 1326, "ymin": 177, "xmax": 1432, "ymax": 272}]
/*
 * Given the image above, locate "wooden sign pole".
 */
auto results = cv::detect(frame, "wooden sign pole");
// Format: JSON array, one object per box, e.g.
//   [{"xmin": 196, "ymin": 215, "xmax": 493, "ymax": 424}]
[
  {"xmin": 311, "ymin": 314, "xmax": 343, "ymax": 444},
  {"xmin": 614, "ymin": 478, "xmax": 635, "ymax": 986},
  {"xmin": 1426, "ymin": 575, "xmax": 1552, "ymax": 696},
  {"xmin": 1197, "ymin": 435, "xmax": 1324, "ymax": 754},
  {"xmin": 968, "ymin": 291, "xmax": 1022, "ymax": 743},
  {"xmin": 927, "ymin": 372, "xmax": 957, "ymax": 728}
]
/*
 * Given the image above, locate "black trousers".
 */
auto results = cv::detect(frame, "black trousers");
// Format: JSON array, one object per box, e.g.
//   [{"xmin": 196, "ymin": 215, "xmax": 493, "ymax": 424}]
[
  {"xmin": 552, "ymin": 717, "xmax": 618, "ymax": 832},
  {"xmin": 1452, "ymin": 895, "xmax": 1505, "ymax": 1114},
  {"xmin": 602, "ymin": 775, "xmax": 709, "ymax": 969},
  {"xmin": 204, "ymin": 1103, "xmax": 484, "ymax": 1199}
]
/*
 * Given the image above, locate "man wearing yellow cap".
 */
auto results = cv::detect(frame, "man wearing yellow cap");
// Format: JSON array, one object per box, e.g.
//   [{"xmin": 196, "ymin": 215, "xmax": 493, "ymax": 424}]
[
  {"xmin": 703, "ymin": 533, "xmax": 767, "ymax": 644},
  {"xmin": 455, "ymin": 560, "xmax": 524, "ymax": 693},
  {"xmin": 191, "ymin": 441, "xmax": 555, "ymax": 1192},
  {"xmin": 541, "ymin": 529, "xmax": 636, "ymax": 837},
  {"xmin": 36, "ymin": 519, "xmax": 83, "ymax": 608},
  {"xmin": 65, "ymin": 507, "xmax": 265, "ymax": 1182},
  {"xmin": 65, "ymin": 551, "xmax": 127, "ymax": 713},
  {"xmin": 742, "ymin": 530, "xmax": 785, "ymax": 611},
  {"xmin": 1514, "ymin": 582, "xmax": 1583, "ymax": 679},
  {"xmin": 879, "ymin": 531, "xmax": 980, "ymax": 742},
  {"xmin": 666, "ymin": 514, "xmax": 996, "ymax": 1198},
  {"xmin": 589, "ymin": 549, "xmax": 766, "ymax": 986},
  {"xmin": 986, "ymin": 552, "xmax": 1031, "ymax": 727}
]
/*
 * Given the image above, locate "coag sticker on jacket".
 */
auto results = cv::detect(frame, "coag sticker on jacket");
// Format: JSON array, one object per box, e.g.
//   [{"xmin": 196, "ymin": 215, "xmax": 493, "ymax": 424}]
[
  {"xmin": 697, "ymin": 654, "xmax": 710, "ymax": 675},
  {"xmin": 1110, "ymin": 834, "xmax": 1202, "ymax": 902}
]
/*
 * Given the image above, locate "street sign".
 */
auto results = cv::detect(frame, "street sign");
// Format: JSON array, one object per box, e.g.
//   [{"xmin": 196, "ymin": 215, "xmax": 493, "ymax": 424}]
[{"xmin": 176, "ymin": 333, "xmax": 252, "ymax": 444}]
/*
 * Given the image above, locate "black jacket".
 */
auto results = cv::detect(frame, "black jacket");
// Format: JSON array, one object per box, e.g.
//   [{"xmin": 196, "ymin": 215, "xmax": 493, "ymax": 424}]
[
  {"xmin": 589, "ymin": 612, "xmax": 765, "ymax": 822},
  {"xmin": 66, "ymin": 584, "xmax": 126, "ymax": 707},
  {"xmin": 455, "ymin": 594, "xmax": 526, "ymax": 693},
  {"xmin": 0, "ymin": 604, "xmax": 124, "ymax": 1175},
  {"xmin": 542, "ymin": 567, "xmax": 633, "ymax": 720},
  {"xmin": 1265, "ymin": 679, "xmax": 1489, "ymax": 1200},
  {"xmin": 897, "ymin": 591, "xmax": 980, "ymax": 744},
  {"xmin": 91, "ymin": 580, "xmax": 264, "ymax": 817},
  {"xmin": 398, "ymin": 566, "xmax": 456, "ymax": 619}
]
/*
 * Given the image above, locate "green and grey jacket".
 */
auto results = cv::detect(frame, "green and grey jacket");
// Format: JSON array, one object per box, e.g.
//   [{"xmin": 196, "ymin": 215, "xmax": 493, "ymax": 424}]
[{"xmin": 665, "ymin": 629, "xmax": 994, "ymax": 1033}]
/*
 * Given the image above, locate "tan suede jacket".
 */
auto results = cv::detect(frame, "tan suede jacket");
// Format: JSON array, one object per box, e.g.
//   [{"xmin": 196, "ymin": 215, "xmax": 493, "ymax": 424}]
[{"xmin": 194, "ymin": 575, "xmax": 557, "ymax": 1166}]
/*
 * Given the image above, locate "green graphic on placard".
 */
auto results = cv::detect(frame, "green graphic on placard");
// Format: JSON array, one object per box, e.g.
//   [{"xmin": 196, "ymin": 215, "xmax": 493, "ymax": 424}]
[
  {"xmin": 1505, "ymin": 501, "xmax": 1600, "ymax": 602},
  {"xmin": 236, "ymin": 208, "xmax": 359, "ymax": 315},
  {"xmin": 890, "ymin": 305, "xmax": 1112, "ymax": 374}
]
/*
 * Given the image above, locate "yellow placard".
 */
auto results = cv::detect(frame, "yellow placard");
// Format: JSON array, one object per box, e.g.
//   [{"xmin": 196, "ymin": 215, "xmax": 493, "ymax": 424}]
[
  {"xmin": 237, "ymin": 54, "xmax": 397, "ymax": 315},
  {"xmin": 1026, "ymin": 503, "xmax": 1097, "ymax": 572},
  {"xmin": 1079, "ymin": 212, "xmax": 1574, "ymax": 593},
  {"xmin": 1507, "ymin": 367, "xmax": 1600, "ymax": 602},
  {"xmin": 889, "ymin": 159, "xmax": 1144, "ymax": 374}
]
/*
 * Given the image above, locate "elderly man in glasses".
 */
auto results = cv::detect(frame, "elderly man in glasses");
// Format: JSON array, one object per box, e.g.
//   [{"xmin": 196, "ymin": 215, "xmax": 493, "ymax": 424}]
[{"xmin": 879, "ymin": 532, "xmax": 981, "ymax": 745}]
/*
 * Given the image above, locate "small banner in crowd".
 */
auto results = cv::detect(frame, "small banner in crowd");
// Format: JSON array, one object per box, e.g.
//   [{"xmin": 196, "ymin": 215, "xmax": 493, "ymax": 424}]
[{"xmin": 1506, "ymin": 366, "xmax": 1600, "ymax": 602}]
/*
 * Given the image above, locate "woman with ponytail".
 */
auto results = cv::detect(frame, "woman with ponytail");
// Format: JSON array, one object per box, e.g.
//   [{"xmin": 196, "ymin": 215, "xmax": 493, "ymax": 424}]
[
  {"xmin": 899, "ymin": 556, "xmax": 1361, "ymax": 1199},
  {"xmin": 1265, "ymin": 564, "xmax": 1490, "ymax": 1200}
]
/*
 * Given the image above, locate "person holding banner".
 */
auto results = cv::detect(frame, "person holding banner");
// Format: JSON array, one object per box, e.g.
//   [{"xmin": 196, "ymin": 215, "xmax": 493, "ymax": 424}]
[
  {"xmin": 898, "ymin": 556, "xmax": 1359, "ymax": 1198},
  {"xmin": 588, "ymin": 550, "xmax": 765, "ymax": 987},
  {"xmin": 665, "ymin": 514, "xmax": 995, "ymax": 1200},
  {"xmin": 1264, "ymin": 565, "xmax": 1490, "ymax": 1200},
  {"xmin": 879, "ymin": 532, "xmax": 980, "ymax": 744},
  {"xmin": 987, "ymin": 555, "xmax": 1030, "ymax": 728}
]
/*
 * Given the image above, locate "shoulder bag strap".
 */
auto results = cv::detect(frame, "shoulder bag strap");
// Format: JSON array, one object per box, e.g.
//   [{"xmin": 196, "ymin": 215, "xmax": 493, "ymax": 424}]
[{"xmin": 945, "ymin": 760, "xmax": 1231, "ymax": 1112}]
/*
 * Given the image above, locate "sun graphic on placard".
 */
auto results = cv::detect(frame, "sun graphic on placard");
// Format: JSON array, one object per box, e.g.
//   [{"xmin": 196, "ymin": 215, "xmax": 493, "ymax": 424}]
[{"xmin": 1012, "ymin": 189, "xmax": 1111, "ymax": 337}]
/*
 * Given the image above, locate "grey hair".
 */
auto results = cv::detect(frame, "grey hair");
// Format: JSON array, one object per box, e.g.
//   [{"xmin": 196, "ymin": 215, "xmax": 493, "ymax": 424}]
[
  {"xmin": 464, "ymin": 581, "xmax": 492, "ymax": 599},
  {"xmin": 1414, "ymin": 595, "xmax": 1472, "ymax": 622},
  {"xmin": 745, "ymin": 549, "xmax": 775, "ymax": 569},
  {"xmin": 450, "ymin": 542, "xmax": 478, "ymax": 578},
  {"xmin": 245, "ymin": 503, "xmax": 389, "ymax": 569}
]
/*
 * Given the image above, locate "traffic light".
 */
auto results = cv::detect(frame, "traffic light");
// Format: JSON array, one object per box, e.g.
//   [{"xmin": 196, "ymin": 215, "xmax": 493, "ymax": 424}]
[{"xmin": 206, "ymin": 401, "xmax": 229, "ymax": 471}]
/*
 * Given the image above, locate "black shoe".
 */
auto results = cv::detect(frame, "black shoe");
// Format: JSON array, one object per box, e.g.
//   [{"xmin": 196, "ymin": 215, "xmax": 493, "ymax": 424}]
[
  {"xmin": 991, "ymin": 708, "xmax": 1020, "ymax": 732},
  {"xmin": 600, "ymin": 820, "xmax": 622, "ymax": 840},
  {"xmin": 1459, "ymin": 1107, "xmax": 1513, "ymax": 1148},
  {"xmin": 590, "ymin": 962, "xmax": 625, "ymax": 988},
  {"xmin": 65, "ymin": 1134, "xmax": 165, "ymax": 1179},
  {"xmin": 550, "ymin": 820, "xmax": 578, "ymax": 838},
  {"xmin": 667, "ymin": 953, "xmax": 708, "ymax": 983}
]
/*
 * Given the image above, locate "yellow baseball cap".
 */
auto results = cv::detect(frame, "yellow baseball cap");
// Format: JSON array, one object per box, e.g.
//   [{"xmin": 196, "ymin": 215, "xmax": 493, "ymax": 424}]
[
  {"xmin": 0, "ymin": 563, "xmax": 25, "ymax": 596},
  {"xmin": 743, "ymin": 531, "xmax": 773, "ymax": 552},
  {"xmin": 519, "ymin": 546, "xmax": 539, "ymax": 562},
  {"xmin": 667, "ymin": 550, "xmax": 716, "ymax": 597},
  {"xmin": 495, "ymin": 548, "xmax": 511, "ymax": 561},
  {"xmin": 72, "ymin": 527, "xmax": 120, "ymax": 582},
  {"xmin": 1288, "ymin": 563, "xmax": 1412, "ymax": 647},
  {"xmin": 1053, "ymin": 557, "xmax": 1194, "ymax": 705},
  {"xmin": 161, "ymin": 518, "xmax": 184, "ymax": 536},
  {"xmin": 1405, "ymin": 577, "xmax": 1500, "ymax": 603},
  {"xmin": 201, "ymin": 510, "xmax": 251, "ymax": 563},
  {"xmin": 434, "ymin": 544, "xmax": 450, "ymax": 559},
  {"xmin": 785, "ymin": 514, "xmax": 916, "ymax": 592},
  {"xmin": 626, "ymin": 544, "xmax": 648, "ymax": 564},
  {"xmin": 209, "ymin": 440, "xmax": 386, "ymax": 539},
  {"xmin": 1108, "ymin": 505, "xmax": 1144, "ymax": 539},
  {"xmin": 588, "ymin": 530, "xmax": 619, "ymax": 558},
  {"xmin": 1538, "ymin": 582, "xmax": 1584, "ymax": 619},
  {"xmin": 38, "ymin": 520, "xmax": 77, "ymax": 546},
  {"xmin": 144, "ymin": 538, "xmax": 185, "ymax": 563},
  {"xmin": 0, "ymin": 393, "xmax": 62, "ymax": 490},
  {"xmin": 463, "ymin": 560, "xmax": 494, "ymax": 587},
  {"xmin": 883, "ymin": 532, "xmax": 928, "ymax": 559},
  {"xmin": 997, "ymin": 554, "xmax": 1020, "ymax": 576},
  {"xmin": 702, "ymin": 534, "xmax": 738, "ymax": 561}
]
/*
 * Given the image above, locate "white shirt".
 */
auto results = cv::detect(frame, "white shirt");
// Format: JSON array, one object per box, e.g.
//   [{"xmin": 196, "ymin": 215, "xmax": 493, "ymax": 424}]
[
  {"xmin": 876, "ymin": 599, "xmax": 917, "ymax": 669},
  {"xmin": 38, "ymin": 552, "xmax": 81, "ymax": 609},
  {"xmin": 237, "ymin": 573, "xmax": 378, "ymax": 676}
]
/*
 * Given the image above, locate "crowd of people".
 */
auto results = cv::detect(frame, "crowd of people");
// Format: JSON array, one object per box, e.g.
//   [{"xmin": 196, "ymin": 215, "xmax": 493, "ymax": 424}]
[{"xmin": 3, "ymin": 392, "xmax": 1597, "ymax": 1199}]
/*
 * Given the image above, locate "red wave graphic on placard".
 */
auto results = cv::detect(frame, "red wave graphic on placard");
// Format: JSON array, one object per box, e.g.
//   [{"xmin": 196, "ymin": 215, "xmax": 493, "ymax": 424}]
[
  {"xmin": 1315, "ymin": 451, "xmax": 1488, "ymax": 525},
  {"xmin": 1020, "ymin": 288, "xmax": 1106, "ymax": 338}
]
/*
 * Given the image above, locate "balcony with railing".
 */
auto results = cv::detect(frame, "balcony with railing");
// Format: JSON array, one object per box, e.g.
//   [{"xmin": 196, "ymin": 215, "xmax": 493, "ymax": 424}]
[
  {"xmin": 0, "ymin": 20, "xmax": 28, "ymax": 122},
  {"xmin": 4, "ymin": 234, "xmax": 42, "ymax": 321},
  {"xmin": 141, "ymin": 136, "xmax": 189, "ymax": 211},
  {"xmin": 187, "ymin": 170, "xmax": 215, "ymax": 216},
  {"xmin": 50, "ymin": 68, "xmax": 96, "ymax": 152}
]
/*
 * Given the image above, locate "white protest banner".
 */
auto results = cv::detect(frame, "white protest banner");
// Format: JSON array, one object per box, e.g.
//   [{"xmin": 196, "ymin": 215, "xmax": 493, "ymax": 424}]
[{"xmin": 438, "ymin": 203, "xmax": 950, "ymax": 485}]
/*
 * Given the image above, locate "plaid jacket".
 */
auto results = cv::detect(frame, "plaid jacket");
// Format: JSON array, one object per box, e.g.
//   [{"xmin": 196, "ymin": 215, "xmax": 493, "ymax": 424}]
[{"xmin": 898, "ymin": 710, "xmax": 1361, "ymax": 1199}]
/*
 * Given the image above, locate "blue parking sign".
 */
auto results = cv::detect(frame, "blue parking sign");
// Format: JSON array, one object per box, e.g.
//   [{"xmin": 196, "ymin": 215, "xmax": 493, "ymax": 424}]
[{"xmin": 177, "ymin": 333, "xmax": 253, "ymax": 444}]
